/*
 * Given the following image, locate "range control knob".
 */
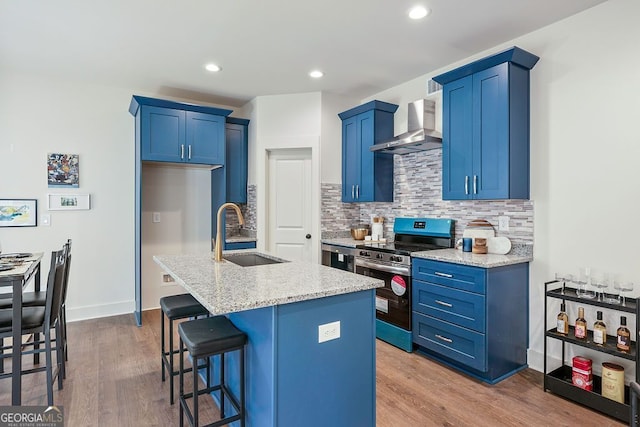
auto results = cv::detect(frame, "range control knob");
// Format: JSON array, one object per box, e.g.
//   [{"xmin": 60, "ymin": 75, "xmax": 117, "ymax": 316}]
[
  {"xmin": 390, "ymin": 256, "xmax": 403, "ymax": 262},
  {"xmin": 359, "ymin": 251, "xmax": 369, "ymax": 257},
  {"xmin": 376, "ymin": 253, "xmax": 384, "ymax": 259}
]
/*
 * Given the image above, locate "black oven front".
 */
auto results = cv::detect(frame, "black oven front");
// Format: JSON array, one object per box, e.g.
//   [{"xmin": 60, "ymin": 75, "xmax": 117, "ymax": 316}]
[{"xmin": 355, "ymin": 257, "xmax": 411, "ymax": 331}]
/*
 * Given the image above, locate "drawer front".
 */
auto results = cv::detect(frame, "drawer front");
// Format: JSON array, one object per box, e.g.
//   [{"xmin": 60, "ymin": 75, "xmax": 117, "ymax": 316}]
[
  {"xmin": 412, "ymin": 259, "xmax": 485, "ymax": 294},
  {"xmin": 413, "ymin": 280, "xmax": 485, "ymax": 333},
  {"xmin": 412, "ymin": 312, "xmax": 486, "ymax": 372}
]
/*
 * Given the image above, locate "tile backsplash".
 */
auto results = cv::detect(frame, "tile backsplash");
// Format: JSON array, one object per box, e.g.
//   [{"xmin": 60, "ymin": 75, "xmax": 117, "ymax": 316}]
[
  {"xmin": 322, "ymin": 150, "xmax": 534, "ymax": 244},
  {"xmin": 226, "ymin": 184, "xmax": 257, "ymax": 238}
]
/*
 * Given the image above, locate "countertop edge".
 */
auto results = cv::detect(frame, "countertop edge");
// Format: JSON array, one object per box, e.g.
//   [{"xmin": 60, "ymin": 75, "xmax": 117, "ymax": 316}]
[
  {"xmin": 153, "ymin": 254, "xmax": 383, "ymax": 315},
  {"xmin": 412, "ymin": 248, "xmax": 532, "ymax": 268}
]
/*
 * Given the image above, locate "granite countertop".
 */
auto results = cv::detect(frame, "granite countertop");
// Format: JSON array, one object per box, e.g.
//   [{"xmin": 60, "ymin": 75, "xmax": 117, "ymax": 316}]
[
  {"xmin": 225, "ymin": 236, "xmax": 257, "ymax": 243},
  {"xmin": 321, "ymin": 238, "xmax": 367, "ymax": 248},
  {"xmin": 412, "ymin": 248, "xmax": 532, "ymax": 268},
  {"xmin": 153, "ymin": 251, "xmax": 384, "ymax": 315}
]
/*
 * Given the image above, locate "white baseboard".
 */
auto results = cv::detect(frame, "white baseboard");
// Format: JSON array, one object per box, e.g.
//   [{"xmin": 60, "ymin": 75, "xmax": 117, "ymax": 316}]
[
  {"xmin": 66, "ymin": 300, "xmax": 135, "ymax": 323},
  {"xmin": 527, "ymin": 348, "xmax": 556, "ymax": 373}
]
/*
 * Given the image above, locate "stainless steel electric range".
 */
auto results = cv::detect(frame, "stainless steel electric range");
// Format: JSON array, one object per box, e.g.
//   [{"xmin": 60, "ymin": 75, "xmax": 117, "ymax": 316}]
[{"xmin": 354, "ymin": 217, "xmax": 455, "ymax": 352}]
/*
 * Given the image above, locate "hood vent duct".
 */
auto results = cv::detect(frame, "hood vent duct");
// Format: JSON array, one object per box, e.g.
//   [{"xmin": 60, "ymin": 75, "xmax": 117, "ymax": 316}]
[{"xmin": 370, "ymin": 99, "xmax": 442, "ymax": 155}]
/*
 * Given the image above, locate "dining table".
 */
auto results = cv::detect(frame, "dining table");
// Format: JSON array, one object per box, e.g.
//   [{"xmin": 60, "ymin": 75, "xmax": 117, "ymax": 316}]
[{"xmin": 0, "ymin": 252, "xmax": 43, "ymax": 405}]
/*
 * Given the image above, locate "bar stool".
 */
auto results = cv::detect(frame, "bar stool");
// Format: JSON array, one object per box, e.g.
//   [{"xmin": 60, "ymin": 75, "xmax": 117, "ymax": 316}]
[
  {"xmin": 178, "ymin": 316, "xmax": 247, "ymax": 427},
  {"xmin": 161, "ymin": 294, "xmax": 210, "ymax": 404}
]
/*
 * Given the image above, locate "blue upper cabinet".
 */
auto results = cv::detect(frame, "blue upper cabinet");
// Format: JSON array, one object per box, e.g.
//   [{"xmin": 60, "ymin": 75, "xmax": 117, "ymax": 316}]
[
  {"xmin": 225, "ymin": 117, "xmax": 249, "ymax": 203},
  {"xmin": 338, "ymin": 100, "xmax": 398, "ymax": 203},
  {"xmin": 433, "ymin": 47, "xmax": 539, "ymax": 200},
  {"xmin": 129, "ymin": 95, "xmax": 232, "ymax": 166}
]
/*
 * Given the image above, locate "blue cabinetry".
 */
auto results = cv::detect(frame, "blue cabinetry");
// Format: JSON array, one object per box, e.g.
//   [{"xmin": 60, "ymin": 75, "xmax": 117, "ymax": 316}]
[
  {"xmin": 412, "ymin": 258, "xmax": 529, "ymax": 384},
  {"xmin": 338, "ymin": 100, "xmax": 398, "ymax": 202},
  {"xmin": 130, "ymin": 95, "xmax": 231, "ymax": 166},
  {"xmin": 433, "ymin": 47, "xmax": 539, "ymax": 200},
  {"xmin": 225, "ymin": 117, "xmax": 249, "ymax": 203},
  {"xmin": 128, "ymin": 95, "xmax": 232, "ymax": 325}
]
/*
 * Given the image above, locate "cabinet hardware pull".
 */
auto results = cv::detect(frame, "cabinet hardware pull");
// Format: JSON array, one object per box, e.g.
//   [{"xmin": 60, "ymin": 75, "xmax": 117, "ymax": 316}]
[
  {"xmin": 356, "ymin": 185, "xmax": 360, "ymax": 199},
  {"xmin": 180, "ymin": 144, "xmax": 185, "ymax": 159},
  {"xmin": 188, "ymin": 145, "xmax": 192, "ymax": 160},
  {"xmin": 351, "ymin": 185, "xmax": 355, "ymax": 199},
  {"xmin": 473, "ymin": 175, "xmax": 478, "ymax": 194},
  {"xmin": 435, "ymin": 272, "xmax": 453, "ymax": 278},
  {"xmin": 465, "ymin": 176, "xmax": 469, "ymax": 195},
  {"xmin": 435, "ymin": 300, "xmax": 453, "ymax": 307},
  {"xmin": 435, "ymin": 334, "xmax": 453, "ymax": 343}
]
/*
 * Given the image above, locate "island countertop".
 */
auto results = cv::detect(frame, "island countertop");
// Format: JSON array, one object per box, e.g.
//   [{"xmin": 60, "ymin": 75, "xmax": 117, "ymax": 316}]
[{"xmin": 153, "ymin": 251, "xmax": 384, "ymax": 315}]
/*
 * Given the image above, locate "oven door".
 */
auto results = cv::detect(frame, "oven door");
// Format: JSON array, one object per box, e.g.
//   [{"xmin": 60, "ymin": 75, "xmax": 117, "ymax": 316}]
[{"xmin": 355, "ymin": 258, "xmax": 411, "ymax": 331}]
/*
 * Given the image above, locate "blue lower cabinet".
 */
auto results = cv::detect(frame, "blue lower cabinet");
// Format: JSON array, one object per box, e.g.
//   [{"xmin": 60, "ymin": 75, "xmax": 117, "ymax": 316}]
[
  {"xmin": 202, "ymin": 290, "xmax": 376, "ymax": 426},
  {"xmin": 412, "ymin": 258, "xmax": 529, "ymax": 384},
  {"xmin": 224, "ymin": 241, "xmax": 256, "ymax": 250}
]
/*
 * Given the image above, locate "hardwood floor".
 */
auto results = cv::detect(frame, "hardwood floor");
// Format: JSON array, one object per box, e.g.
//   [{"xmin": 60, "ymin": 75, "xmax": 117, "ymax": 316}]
[{"xmin": 0, "ymin": 309, "xmax": 625, "ymax": 426}]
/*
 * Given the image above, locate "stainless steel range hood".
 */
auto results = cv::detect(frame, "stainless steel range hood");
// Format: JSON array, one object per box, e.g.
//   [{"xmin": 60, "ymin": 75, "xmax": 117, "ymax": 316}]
[{"xmin": 370, "ymin": 99, "xmax": 441, "ymax": 155}]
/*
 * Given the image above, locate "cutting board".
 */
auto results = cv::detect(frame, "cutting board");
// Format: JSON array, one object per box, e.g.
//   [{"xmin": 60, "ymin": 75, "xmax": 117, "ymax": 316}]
[
  {"xmin": 487, "ymin": 236, "xmax": 512, "ymax": 255},
  {"xmin": 462, "ymin": 219, "xmax": 495, "ymax": 241}
]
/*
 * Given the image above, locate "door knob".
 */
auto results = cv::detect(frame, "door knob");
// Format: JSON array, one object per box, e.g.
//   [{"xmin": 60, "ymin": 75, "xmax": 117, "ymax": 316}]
[{"xmin": 305, "ymin": 234, "xmax": 312, "ymax": 239}]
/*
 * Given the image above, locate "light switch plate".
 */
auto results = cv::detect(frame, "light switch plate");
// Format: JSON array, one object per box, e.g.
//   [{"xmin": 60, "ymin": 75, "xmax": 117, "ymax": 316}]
[
  {"xmin": 318, "ymin": 321, "xmax": 340, "ymax": 343},
  {"xmin": 152, "ymin": 212, "xmax": 161, "ymax": 223},
  {"xmin": 498, "ymin": 216, "xmax": 510, "ymax": 232}
]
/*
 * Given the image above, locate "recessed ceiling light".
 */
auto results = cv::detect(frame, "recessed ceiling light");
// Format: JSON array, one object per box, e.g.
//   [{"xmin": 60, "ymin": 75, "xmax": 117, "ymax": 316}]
[
  {"xmin": 205, "ymin": 63, "xmax": 221, "ymax": 72},
  {"xmin": 408, "ymin": 6, "xmax": 430, "ymax": 20},
  {"xmin": 309, "ymin": 70, "xmax": 324, "ymax": 78}
]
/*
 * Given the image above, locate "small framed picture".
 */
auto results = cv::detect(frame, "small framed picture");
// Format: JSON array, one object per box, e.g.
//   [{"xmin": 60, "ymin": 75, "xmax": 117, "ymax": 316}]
[
  {"xmin": 47, "ymin": 153, "xmax": 80, "ymax": 188},
  {"xmin": 47, "ymin": 193, "xmax": 91, "ymax": 211},
  {"xmin": 0, "ymin": 199, "xmax": 38, "ymax": 227}
]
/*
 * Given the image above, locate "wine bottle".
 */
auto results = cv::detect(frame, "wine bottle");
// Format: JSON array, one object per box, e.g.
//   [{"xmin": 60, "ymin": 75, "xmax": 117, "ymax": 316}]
[
  {"xmin": 574, "ymin": 307, "xmax": 587, "ymax": 340},
  {"xmin": 556, "ymin": 303, "xmax": 569, "ymax": 335},
  {"xmin": 593, "ymin": 311, "xmax": 606, "ymax": 346},
  {"xmin": 617, "ymin": 316, "xmax": 631, "ymax": 353}
]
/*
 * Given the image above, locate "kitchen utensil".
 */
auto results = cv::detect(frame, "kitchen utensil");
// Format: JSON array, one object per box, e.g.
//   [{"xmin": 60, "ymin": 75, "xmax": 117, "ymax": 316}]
[
  {"xmin": 350, "ymin": 225, "xmax": 370, "ymax": 240},
  {"xmin": 486, "ymin": 237, "xmax": 511, "ymax": 255}
]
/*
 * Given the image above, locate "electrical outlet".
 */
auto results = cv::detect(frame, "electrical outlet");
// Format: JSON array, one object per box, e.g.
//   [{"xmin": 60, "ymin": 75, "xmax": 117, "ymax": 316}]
[
  {"xmin": 318, "ymin": 321, "xmax": 340, "ymax": 343},
  {"xmin": 498, "ymin": 216, "xmax": 510, "ymax": 232}
]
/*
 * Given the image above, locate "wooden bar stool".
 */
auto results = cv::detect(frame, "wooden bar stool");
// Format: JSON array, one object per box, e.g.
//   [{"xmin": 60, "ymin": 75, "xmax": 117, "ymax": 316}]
[
  {"xmin": 161, "ymin": 294, "xmax": 209, "ymax": 404},
  {"xmin": 178, "ymin": 316, "xmax": 247, "ymax": 427}
]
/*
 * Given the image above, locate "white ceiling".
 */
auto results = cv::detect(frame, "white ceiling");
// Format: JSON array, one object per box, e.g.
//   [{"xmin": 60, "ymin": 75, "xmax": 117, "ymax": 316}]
[{"xmin": 0, "ymin": 0, "xmax": 607, "ymax": 107}]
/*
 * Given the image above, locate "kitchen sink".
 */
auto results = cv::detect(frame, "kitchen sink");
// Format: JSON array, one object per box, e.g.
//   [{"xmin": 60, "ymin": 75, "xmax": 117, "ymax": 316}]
[{"xmin": 223, "ymin": 253, "xmax": 287, "ymax": 267}]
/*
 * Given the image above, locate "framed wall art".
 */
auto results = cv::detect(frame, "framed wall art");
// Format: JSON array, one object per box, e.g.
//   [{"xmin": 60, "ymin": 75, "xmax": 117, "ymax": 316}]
[
  {"xmin": 0, "ymin": 199, "xmax": 38, "ymax": 227},
  {"xmin": 47, "ymin": 193, "xmax": 91, "ymax": 211},
  {"xmin": 47, "ymin": 153, "xmax": 79, "ymax": 188}
]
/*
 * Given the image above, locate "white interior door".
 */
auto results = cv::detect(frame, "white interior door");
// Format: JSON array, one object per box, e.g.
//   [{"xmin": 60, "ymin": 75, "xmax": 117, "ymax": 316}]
[{"xmin": 267, "ymin": 149, "xmax": 313, "ymax": 262}]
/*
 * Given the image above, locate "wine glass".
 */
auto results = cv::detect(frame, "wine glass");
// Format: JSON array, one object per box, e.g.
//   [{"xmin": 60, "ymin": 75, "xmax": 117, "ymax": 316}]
[
  {"xmin": 615, "ymin": 281, "xmax": 634, "ymax": 306},
  {"xmin": 576, "ymin": 267, "xmax": 595, "ymax": 299},
  {"xmin": 603, "ymin": 273, "xmax": 620, "ymax": 304},
  {"xmin": 591, "ymin": 272, "xmax": 609, "ymax": 302},
  {"xmin": 555, "ymin": 272, "xmax": 572, "ymax": 295}
]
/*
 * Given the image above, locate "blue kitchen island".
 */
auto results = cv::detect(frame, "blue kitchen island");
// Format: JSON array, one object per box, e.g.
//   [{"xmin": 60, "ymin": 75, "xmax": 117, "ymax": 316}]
[{"xmin": 154, "ymin": 252, "xmax": 383, "ymax": 427}]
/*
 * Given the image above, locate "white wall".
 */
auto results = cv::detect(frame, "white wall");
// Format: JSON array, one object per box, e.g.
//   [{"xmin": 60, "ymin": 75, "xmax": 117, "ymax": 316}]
[
  {"xmin": 247, "ymin": 92, "xmax": 323, "ymax": 261},
  {"xmin": 141, "ymin": 164, "xmax": 212, "ymax": 310},
  {"xmin": 364, "ymin": 0, "xmax": 640, "ymax": 373},
  {"xmin": 0, "ymin": 72, "xmax": 135, "ymax": 321}
]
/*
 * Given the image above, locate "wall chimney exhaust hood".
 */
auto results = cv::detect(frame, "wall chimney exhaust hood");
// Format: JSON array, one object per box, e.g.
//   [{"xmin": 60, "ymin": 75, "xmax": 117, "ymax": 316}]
[{"xmin": 370, "ymin": 99, "xmax": 441, "ymax": 155}]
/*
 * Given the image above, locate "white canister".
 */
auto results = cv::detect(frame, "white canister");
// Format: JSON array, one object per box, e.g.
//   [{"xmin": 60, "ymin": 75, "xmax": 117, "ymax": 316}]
[{"xmin": 371, "ymin": 217, "xmax": 384, "ymax": 241}]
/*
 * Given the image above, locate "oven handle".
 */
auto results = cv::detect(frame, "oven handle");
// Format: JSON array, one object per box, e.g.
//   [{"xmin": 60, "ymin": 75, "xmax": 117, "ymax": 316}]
[{"xmin": 355, "ymin": 258, "xmax": 410, "ymax": 276}]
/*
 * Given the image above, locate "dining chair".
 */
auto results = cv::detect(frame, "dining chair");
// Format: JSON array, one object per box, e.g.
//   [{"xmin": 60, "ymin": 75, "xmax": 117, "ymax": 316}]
[
  {"xmin": 0, "ymin": 245, "xmax": 67, "ymax": 404},
  {"xmin": 0, "ymin": 239, "xmax": 72, "ymax": 373}
]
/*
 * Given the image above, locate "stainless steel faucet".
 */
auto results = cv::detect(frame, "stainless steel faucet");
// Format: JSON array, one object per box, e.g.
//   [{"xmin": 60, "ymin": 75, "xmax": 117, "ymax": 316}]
[{"xmin": 214, "ymin": 202, "xmax": 245, "ymax": 262}]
